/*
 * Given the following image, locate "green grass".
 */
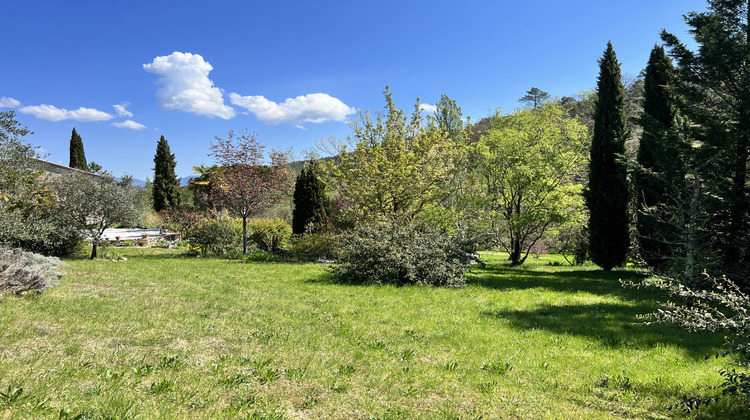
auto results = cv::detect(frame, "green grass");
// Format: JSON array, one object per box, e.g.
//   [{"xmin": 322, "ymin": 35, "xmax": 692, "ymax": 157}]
[{"xmin": 0, "ymin": 248, "xmax": 744, "ymax": 418}]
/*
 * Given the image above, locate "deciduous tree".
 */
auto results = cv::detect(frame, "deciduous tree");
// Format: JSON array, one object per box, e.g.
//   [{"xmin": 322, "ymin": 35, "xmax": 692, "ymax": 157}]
[
  {"xmin": 208, "ymin": 130, "xmax": 292, "ymax": 254},
  {"xmin": 475, "ymin": 103, "xmax": 588, "ymax": 265}
]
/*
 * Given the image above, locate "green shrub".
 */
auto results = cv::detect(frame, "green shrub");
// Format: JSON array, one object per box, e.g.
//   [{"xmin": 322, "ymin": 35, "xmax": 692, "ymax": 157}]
[
  {"xmin": 331, "ymin": 223, "xmax": 469, "ymax": 287},
  {"xmin": 189, "ymin": 218, "xmax": 241, "ymax": 256},
  {"xmin": 287, "ymin": 232, "xmax": 339, "ymax": 261},
  {"xmin": 247, "ymin": 218, "xmax": 292, "ymax": 252}
]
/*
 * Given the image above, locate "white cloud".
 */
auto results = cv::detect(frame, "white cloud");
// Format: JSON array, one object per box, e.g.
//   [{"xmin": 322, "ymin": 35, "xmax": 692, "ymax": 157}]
[
  {"xmin": 420, "ymin": 103, "xmax": 437, "ymax": 113},
  {"xmin": 143, "ymin": 52, "xmax": 236, "ymax": 119},
  {"xmin": 19, "ymin": 104, "xmax": 114, "ymax": 122},
  {"xmin": 113, "ymin": 103, "xmax": 133, "ymax": 117},
  {"xmin": 229, "ymin": 92, "xmax": 355, "ymax": 126},
  {"xmin": 112, "ymin": 120, "xmax": 147, "ymax": 130},
  {"xmin": 0, "ymin": 97, "xmax": 21, "ymax": 108}
]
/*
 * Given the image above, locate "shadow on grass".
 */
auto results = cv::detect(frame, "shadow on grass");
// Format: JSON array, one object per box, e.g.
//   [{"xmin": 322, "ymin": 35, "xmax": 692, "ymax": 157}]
[
  {"xmin": 469, "ymin": 264, "xmax": 649, "ymax": 296},
  {"xmin": 481, "ymin": 301, "xmax": 724, "ymax": 357}
]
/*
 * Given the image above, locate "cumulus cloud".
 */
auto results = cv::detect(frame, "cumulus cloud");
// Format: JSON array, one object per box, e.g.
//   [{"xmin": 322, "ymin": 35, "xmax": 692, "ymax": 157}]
[
  {"xmin": 143, "ymin": 52, "xmax": 236, "ymax": 119},
  {"xmin": 419, "ymin": 103, "xmax": 437, "ymax": 113},
  {"xmin": 229, "ymin": 92, "xmax": 355, "ymax": 126},
  {"xmin": 19, "ymin": 104, "xmax": 114, "ymax": 122},
  {"xmin": 113, "ymin": 103, "xmax": 133, "ymax": 117},
  {"xmin": 0, "ymin": 97, "xmax": 21, "ymax": 108},
  {"xmin": 112, "ymin": 120, "xmax": 147, "ymax": 130}
]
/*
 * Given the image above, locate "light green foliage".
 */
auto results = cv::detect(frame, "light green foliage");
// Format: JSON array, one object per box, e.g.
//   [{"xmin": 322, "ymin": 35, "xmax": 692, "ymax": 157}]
[
  {"xmin": 326, "ymin": 87, "xmax": 463, "ymax": 227},
  {"xmin": 247, "ymin": 218, "xmax": 292, "ymax": 252},
  {"xmin": 474, "ymin": 103, "xmax": 588, "ymax": 265},
  {"xmin": 287, "ymin": 232, "xmax": 339, "ymax": 261},
  {"xmin": 188, "ymin": 216, "xmax": 242, "ymax": 256}
]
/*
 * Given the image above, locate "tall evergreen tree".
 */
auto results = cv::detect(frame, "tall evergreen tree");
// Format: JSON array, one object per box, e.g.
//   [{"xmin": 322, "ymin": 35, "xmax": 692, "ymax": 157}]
[
  {"xmin": 68, "ymin": 128, "xmax": 88, "ymax": 170},
  {"xmin": 152, "ymin": 135, "xmax": 180, "ymax": 212},
  {"xmin": 586, "ymin": 42, "xmax": 630, "ymax": 270},
  {"xmin": 292, "ymin": 160, "xmax": 330, "ymax": 234},
  {"xmin": 662, "ymin": 0, "xmax": 750, "ymax": 281},
  {"xmin": 635, "ymin": 45, "xmax": 678, "ymax": 268}
]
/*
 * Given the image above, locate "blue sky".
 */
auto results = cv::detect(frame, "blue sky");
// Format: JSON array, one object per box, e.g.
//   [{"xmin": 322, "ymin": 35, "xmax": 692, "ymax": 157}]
[{"xmin": 2, "ymin": 0, "xmax": 707, "ymax": 181}]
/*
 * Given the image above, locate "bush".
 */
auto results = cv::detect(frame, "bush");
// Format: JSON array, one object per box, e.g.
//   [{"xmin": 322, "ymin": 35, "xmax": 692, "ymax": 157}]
[
  {"xmin": 247, "ymin": 218, "xmax": 292, "ymax": 252},
  {"xmin": 0, "ymin": 247, "xmax": 65, "ymax": 298},
  {"xmin": 629, "ymin": 273, "xmax": 750, "ymax": 411},
  {"xmin": 331, "ymin": 223, "xmax": 469, "ymax": 287},
  {"xmin": 189, "ymin": 217, "xmax": 242, "ymax": 256},
  {"xmin": 287, "ymin": 232, "xmax": 340, "ymax": 261}
]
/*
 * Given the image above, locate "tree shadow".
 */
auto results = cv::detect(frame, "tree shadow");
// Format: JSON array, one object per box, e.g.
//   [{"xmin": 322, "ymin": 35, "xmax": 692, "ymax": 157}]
[
  {"xmin": 482, "ymin": 301, "xmax": 725, "ymax": 357},
  {"xmin": 469, "ymin": 264, "xmax": 649, "ymax": 298}
]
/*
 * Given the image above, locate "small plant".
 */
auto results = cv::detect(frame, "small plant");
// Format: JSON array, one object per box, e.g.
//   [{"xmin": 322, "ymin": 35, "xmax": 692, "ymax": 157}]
[
  {"xmin": 258, "ymin": 368, "xmax": 281, "ymax": 384},
  {"xmin": 0, "ymin": 386, "xmax": 27, "ymax": 406},
  {"xmin": 481, "ymin": 359, "xmax": 513, "ymax": 375},
  {"xmin": 337, "ymin": 364, "xmax": 355, "ymax": 377},
  {"xmin": 159, "ymin": 355, "xmax": 182, "ymax": 369},
  {"xmin": 443, "ymin": 361, "xmax": 459, "ymax": 371},
  {"xmin": 220, "ymin": 372, "xmax": 253, "ymax": 386},
  {"xmin": 148, "ymin": 378, "xmax": 177, "ymax": 394},
  {"xmin": 285, "ymin": 366, "xmax": 307, "ymax": 381},
  {"xmin": 479, "ymin": 379, "xmax": 497, "ymax": 393},
  {"xmin": 400, "ymin": 348, "xmax": 416, "ymax": 361},
  {"xmin": 247, "ymin": 218, "xmax": 292, "ymax": 252}
]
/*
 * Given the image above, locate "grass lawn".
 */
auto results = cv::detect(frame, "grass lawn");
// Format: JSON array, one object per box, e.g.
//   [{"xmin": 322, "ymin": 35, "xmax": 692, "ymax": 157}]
[{"xmin": 0, "ymin": 248, "xmax": 744, "ymax": 419}]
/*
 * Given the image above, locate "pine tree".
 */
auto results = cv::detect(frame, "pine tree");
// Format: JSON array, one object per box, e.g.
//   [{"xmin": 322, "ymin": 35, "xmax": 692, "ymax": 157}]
[
  {"xmin": 68, "ymin": 128, "xmax": 88, "ymax": 170},
  {"xmin": 635, "ymin": 45, "xmax": 678, "ymax": 268},
  {"xmin": 292, "ymin": 160, "xmax": 330, "ymax": 234},
  {"xmin": 586, "ymin": 42, "xmax": 630, "ymax": 270},
  {"xmin": 152, "ymin": 135, "xmax": 180, "ymax": 212},
  {"xmin": 662, "ymin": 0, "xmax": 750, "ymax": 282}
]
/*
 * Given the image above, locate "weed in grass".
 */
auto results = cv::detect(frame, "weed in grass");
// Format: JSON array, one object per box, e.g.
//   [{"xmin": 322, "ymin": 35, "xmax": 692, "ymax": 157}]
[
  {"xmin": 251, "ymin": 358, "xmax": 273, "ymax": 372},
  {"xmin": 90, "ymin": 395, "xmax": 136, "ymax": 419},
  {"xmin": 400, "ymin": 348, "xmax": 416, "ymax": 361},
  {"xmin": 366, "ymin": 340, "xmax": 387, "ymax": 350},
  {"xmin": 77, "ymin": 361, "xmax": 92, "ymax": 369},
  {"xmin": 258, "ymin": 368, "xmax": 281, "ymax": 384},
  {"xmin": 220, "ymin": 372, "xmax": 253, "ymax": 386},
  {"xmin": 250, "ymin": 329, "xmax": 274, "ymax": 344},
  {"xmin": 189, "ymin": 399, "xmax": 209, "ymax": 410},
  {"xmin": 249, "ymin": 408, "xmax": 286, "ymax": 420},
  {"xmin": 149, "ymin": 378, "xmax": 177, "ymax": 394},
  {"xmin": 479, "ymin": 379, "xmax": 497, "ymax": 394},
  {"xmin": 0, "ymin": 386, "xmax": 27, "ymax": 406},
  {"xmin": 596, "ymin": 372, "xmax": 633, "ymax": 390},
  {"xmin": 100, "ymin": 369, "xmax": 124, "ymax": 381},
  {"xmin": 285, "ymin": 366, "xmax": 307, "ymax": 381},
  {"xmin": 58, "ymin": 408, "xmax": 85, "ymax": 420},
  {"xmin": 132, "ymin": 363, "xmax": 156, "ymax": 376},
  {"xmin": 302, "ymin": 391, "xmax": 318, "ymax": 409},
  {"xmin": 337, "ymin": 364, "xmax": 355, "ymax": 377},
  {"xmin": 443, "ymin": 361, "xmax": 459, "ymax": 371},
  {"xmin": 481, "ymin": 359, "xmax": 513, "ymax": 375},
  {"xmin": 228, "ymin": 393, "xmax": 261, "ymax": 413},
  {"xmin": 330, "ymin": 383, "xmax": 349, "ymax": 393},
  {"xmin": 160, "ymin": 355, "xmax": 182, "ymax": 369}
]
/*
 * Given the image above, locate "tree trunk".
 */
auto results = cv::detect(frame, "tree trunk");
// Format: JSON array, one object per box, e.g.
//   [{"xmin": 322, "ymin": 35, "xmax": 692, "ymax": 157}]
[
  {"xmin": 242, "ymin": 217, "xmax": 248, "ymax": 254},
  {"xmin": 90, "ymin": 240, "xmax": 98, "ymax": 260}
]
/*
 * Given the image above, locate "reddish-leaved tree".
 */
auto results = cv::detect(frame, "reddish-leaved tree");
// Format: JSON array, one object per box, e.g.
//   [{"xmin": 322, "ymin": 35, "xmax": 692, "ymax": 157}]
[{"xmin": 208, "ymin": 129, "xmax": 292, "ymax": 254}]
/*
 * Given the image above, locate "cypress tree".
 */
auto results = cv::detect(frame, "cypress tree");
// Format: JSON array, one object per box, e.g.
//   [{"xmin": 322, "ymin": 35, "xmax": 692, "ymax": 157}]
[
  {"xmin": 292, "ymin": 160, "xmax": 330, "ymax": 234},
  {"xmin": 586, "ymin": 42, "xmax": 630, "ymax": 270},
  {"xmin": 635, "ymin": 45, "xmax": 677, "ymax": 268},
  {"xmin": 68, "ymin": 128, "xmax": 88, "ymax": 170},
  {"xmin": 152, "ymin": 135, "xmax": 180, "ymax": 212}
]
